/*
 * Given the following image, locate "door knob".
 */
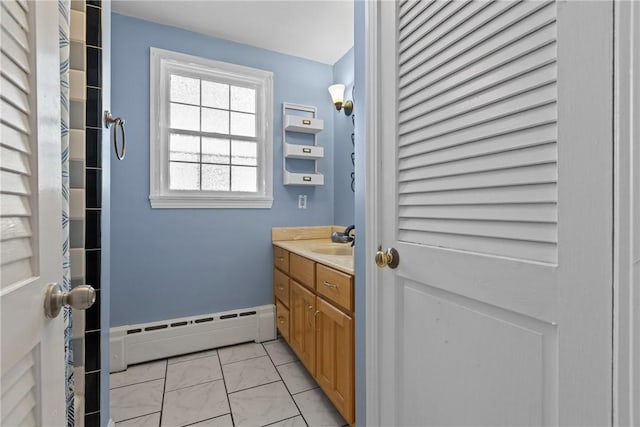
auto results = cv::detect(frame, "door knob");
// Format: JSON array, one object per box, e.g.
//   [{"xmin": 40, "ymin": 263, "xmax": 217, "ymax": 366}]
[
  {"xmin": 44, "ymin": 283, "xmax": 96, "ymax": 319},
  {"xmin": 375, "ymin": 246, "xmax": 400, "ymax": 269}
]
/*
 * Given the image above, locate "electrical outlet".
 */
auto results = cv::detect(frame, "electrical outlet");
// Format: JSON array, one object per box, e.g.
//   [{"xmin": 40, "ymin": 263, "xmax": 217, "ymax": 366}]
[{"xmin": 298, "ymin": 195, "xmax": 307, "ymax": 209}]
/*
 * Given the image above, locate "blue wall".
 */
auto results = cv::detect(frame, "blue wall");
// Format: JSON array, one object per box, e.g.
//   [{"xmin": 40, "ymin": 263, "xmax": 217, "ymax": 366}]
[
  {"xmin": 110, "ymin": 14, "xmax": 336, "ymax": 326},
  {"xmin": 332, "ymin": 48, "xmax": 355, "ymax": 227}
]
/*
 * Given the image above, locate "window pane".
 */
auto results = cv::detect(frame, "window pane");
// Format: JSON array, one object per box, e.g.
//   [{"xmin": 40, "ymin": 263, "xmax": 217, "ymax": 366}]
[
  {"xmin": 230, "ymin": 112, "xmax": 255, "ymax": 137},
  {"xmin": 170, "ymin": 162, "xmax": 200, "ymax": 190},
  {"xmin": 202, "ymin": 138, "xmax": 230, "ymax": 164},
  {"xmin": 170, "ymin": 134, "xmax": 200, "ymax": 162},
  {"xmin": 170, "ymin": 103, "xmax": 200, "ymax": 131},
  {"xmin": 231, "ymin": 166, "xmax": 257, "ymax": 192},
  {"xmin": 202, "ymin": 107, "xmax": 229, "ymax": 134},
  {"xmin": 202, "ymin": 80, "xmax": 229, "ymax": 109},
  {"xmin": 230, "ymin": 86, "xmax": 256, "ymax": 113},
  {"xmin": 170, "ymin": 75, "xmax": 200, "ymax": 105},
  {"xmin": 202, "ymin": 164, "xmax": 230, "ymax": 191},
  {"xmin": 231, "ymin": 140, "xmax": 257, "ymax": 166}
]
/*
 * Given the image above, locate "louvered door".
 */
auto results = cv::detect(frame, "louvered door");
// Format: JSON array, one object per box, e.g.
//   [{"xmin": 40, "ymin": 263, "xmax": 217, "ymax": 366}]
[
  {"xmin": 375, "ymin": 1, "xmax": 613, "ymax": 425},
  {"xmin": 1, "ymin": 1, "xmax": 66, "ymax": 426}
]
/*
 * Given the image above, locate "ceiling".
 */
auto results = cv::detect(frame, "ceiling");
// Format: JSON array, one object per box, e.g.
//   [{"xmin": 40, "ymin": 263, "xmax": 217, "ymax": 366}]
[{"xmin": 112, "ymin": 0, "xmax": 354, "ymax": 65}]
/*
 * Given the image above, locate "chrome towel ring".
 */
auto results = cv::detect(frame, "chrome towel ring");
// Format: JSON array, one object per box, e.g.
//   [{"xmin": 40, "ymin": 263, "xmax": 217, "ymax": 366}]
[{"xmin": 104, "ymin": 110, "xmax": 126, "ymax": 160}]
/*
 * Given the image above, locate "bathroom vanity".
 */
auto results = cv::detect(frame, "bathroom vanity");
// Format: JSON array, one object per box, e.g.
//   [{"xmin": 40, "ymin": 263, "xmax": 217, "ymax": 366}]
[{"xmin": 272, "ymin": 226, "xmax": 355, "ymax": 426}]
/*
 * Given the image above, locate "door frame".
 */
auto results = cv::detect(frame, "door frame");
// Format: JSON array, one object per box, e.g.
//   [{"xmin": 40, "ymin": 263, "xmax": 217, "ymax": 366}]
[
  {"xmin": 363, "ymin": 0, "xmax": 382, "ymax": 424},
  {"xmin": 363, "ymin": 0, "xmax": 639, "ymax": 425},
  {"xmin": 613, "ymin": 1, "xmax": 640, "ymax": 425}
]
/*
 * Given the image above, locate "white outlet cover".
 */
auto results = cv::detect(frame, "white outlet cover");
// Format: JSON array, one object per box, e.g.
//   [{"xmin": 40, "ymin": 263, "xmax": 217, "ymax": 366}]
[{"xmin": 298, "ymin": 195, "xmax": 307, "ymax": 209}]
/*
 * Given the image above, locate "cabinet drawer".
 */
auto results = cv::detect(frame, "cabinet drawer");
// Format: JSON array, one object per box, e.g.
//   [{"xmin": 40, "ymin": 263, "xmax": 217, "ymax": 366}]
[
  {"xmin": 290, "ymin": 253, "xmax": 315, "ymax": 290},
  {"xmin": 274, "ymin": 269, "xmax": 290, "ymax": 307},
  {"xmin": 316, "ymin": 264, "xmax": 353, "ymax": 312},
  {"xmin": 273, "ymin": 246, "xmax": 289, "ymax": 273},
  {"xmin": 276, "ymin": 300, "xmax": 290, "ymax": 341}
]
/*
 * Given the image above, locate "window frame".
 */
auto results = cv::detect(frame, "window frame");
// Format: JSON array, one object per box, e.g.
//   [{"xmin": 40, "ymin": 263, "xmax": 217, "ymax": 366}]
[{"xmin": 149, "ymin": 47, "xmax": 274, "ymax": 208}]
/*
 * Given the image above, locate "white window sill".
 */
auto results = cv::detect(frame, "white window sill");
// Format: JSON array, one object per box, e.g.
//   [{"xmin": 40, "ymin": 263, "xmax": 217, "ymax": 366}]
[{"xmin": 149, "ymin": 195, "xmax": 273, "ymax": 209}]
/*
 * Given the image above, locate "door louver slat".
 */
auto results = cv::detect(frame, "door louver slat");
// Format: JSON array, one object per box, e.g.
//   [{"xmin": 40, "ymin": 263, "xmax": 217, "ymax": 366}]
[
  {"xmin": 397, "ymin": 0, "xmax": 558, "ymax": 263},
  {"xmin": 0, "ymin": 0, "xmax": 34, "ymax": 288},
  {"xmin": 1, "ymin": 351, "xmax": 37, "ymax": 427}
]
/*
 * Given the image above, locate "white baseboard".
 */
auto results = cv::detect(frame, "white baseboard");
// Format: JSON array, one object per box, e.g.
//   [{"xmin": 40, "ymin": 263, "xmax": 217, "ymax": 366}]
[{"xmin": 110, "ymin": 304, "xmax": 275, "ymax": 372}]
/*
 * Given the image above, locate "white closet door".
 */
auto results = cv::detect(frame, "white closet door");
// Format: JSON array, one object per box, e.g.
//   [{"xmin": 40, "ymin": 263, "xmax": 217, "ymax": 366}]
[
  {"xmin": 1, "ymin": 1, "xmax": 66, "ymax": 425},
  {"xmin": 373, "ymin": 1, "xmax": 613, "ymax": 425}
]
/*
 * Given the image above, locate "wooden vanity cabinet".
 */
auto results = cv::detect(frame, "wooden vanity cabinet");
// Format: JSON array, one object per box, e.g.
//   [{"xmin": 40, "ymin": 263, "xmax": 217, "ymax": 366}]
[
  {"xmin": 289, "ymin": 280, "xmax": 316, "ymax": 375},
  {"xmin": 272, "ymin": 244, "xmax": 355, "ymax": 426},
  {"xmin": 273, "ymin": 248, "xmax": 290, "ymax": 339},
  {"xmin": 273, "ymin": 246, "xmax": 289, "ymax": 273},
  {"xmin": 316, "ymin": 296, "xmax": 354, "ymax": 423}
]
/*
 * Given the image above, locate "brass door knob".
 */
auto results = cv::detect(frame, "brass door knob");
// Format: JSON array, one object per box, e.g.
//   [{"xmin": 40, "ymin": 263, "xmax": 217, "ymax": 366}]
[{"xmin": 375, "ymin": 246, "xmax": 400, "ymax": 269}]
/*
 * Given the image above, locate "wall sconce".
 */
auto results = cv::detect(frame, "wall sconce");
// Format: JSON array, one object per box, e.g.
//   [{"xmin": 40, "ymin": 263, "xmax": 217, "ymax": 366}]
[{"xmin": 328, "ymin": 84, "xmax": 354, "ymax": 116}]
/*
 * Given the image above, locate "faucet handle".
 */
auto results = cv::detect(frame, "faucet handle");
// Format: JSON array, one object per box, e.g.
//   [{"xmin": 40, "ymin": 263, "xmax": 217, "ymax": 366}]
[{"xmin": 331, "ymin": 231, "xmax": 351, "ymax": 244}]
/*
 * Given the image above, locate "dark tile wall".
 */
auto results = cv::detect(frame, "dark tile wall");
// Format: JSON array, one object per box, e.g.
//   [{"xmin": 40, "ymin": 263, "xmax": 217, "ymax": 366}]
[{"xmin": 85, "ymin": 2, "xmax": 102, "ymax": 425}]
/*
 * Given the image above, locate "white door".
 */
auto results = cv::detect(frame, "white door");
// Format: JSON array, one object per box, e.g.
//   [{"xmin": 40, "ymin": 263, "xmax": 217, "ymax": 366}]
[
  {"xmin": 1, "ymin": 1, "xmax": 66, "ymax": 426},
  {"xmin": 371, "ymin": 1, "xmax": 613, "ymax": 425}
]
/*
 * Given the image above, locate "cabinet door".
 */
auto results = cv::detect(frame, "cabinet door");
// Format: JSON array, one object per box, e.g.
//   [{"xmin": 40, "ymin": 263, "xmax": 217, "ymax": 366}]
[
  {"xmin": 316, "ymin": 297, "xmax": 354, "ymax": 424},
  {"xmin": 289, "ymin": 280, "xmax": 316, "ymax": 375}
]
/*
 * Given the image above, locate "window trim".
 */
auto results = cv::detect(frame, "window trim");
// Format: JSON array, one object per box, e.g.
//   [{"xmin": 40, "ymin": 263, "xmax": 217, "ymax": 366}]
[{"xmin": 149, "ymin": 47, "xmax": 274, "ymax": 208}]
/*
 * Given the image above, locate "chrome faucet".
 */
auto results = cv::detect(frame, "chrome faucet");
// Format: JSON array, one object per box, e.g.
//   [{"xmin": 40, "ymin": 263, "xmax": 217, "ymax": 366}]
[{"xmin": 331, "ymin": 225, "xmax": 355, "ymax": 247}]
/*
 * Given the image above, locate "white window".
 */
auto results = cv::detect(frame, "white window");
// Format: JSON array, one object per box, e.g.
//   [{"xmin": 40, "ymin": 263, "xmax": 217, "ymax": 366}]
[{"xmin": 149, "ymin": 48, "xmax": 274, "ymax": 208}]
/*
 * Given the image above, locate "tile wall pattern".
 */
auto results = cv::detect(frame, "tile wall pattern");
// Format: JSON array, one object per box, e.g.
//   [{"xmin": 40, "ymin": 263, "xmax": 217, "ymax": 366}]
[
  {"xmin": 110, "ymin": 340, "xmax": 349, "ymax": 427},
  {"xmin": 69, "ymin": 1, "xmax": 103, "ymax": 425},
  {"xmin": 59, "ymin": 0, "xmax": 74, "ymax": 424}
]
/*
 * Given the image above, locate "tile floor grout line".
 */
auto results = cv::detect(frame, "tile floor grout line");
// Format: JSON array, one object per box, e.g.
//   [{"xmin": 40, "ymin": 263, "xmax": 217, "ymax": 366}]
[
  {"xmin": 226, "ymin": 379, "xmax": 283, "ymax": 396},
  {"xmin": 220, "ymin": 352, "xmax": 269, "ymax": 366},
  {"xmin": 180, "ymin": 413, "xmax": 231, "ymax": 427},
  {"xmin": 114, "ymin": 410, "xmax": 161, "ymax": 424},
  {"xmin": 164, "ymin": 376, "xmax": 225, "ymax": 394},
  {"xmin": 217, "ymin": 348, "xmax": 236, "ymax": 427},
  {"xmin": 167, "ymin": 349, "xmax": 217, "ymax": 365},
  {"xmin": 109, "ymin": 376, "xmax": 166, "ymax": 391},
  {"xmin": 261, "ymin": 341, "xmax": 309, "ymax": 427},
  {"xmin": 262, "ymin": 414, "xmax": 304, "ymax": 427},
  {"xmin": 223, "ymin": 353, "xmax": 272, "ymax": 369},
  {"xmin": 290, "ymin": 382, "xmax": 320, "ymax": 396},
  {"xmin": 158, "ymin": 358, "xmax": 169, "ymax": 427}
]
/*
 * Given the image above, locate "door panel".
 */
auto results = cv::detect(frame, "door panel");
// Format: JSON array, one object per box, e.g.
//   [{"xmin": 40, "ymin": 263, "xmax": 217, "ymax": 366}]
[
  {"xmin": 289, "ymin": 280, "xmax": 316, "ymax": 375},
  {"xmin": 401, "ymin": 281, "xmax": 552, "ymax": 426},
  {"xmin": 376, "ymin": 1, "xmax": 613, "ymax": 425},
  {"xmin": 0, "ymin": 1, "xmax": 65, "ymax": 425},
  {"xmin": 316, "ymin": 297, "xmax": 354, "ymax": 424}
]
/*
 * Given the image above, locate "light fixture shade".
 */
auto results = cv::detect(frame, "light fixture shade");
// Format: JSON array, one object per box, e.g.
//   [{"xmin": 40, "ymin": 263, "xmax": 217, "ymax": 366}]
[{"xmin": 328, "ymin": 84, "xmax": 345, "ymax": 105}]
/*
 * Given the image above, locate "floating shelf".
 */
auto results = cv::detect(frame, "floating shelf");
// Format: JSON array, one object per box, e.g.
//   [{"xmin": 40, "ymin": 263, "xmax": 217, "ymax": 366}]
[
  {"xmin": 284, "ymin": 115, "xmax": 324, "ymax": 134},
  {"xmin": 284, "ymin": 171, "xmax": 325, "ymax": 186},
  {"xmin": 284, "ymin": 142, "xmax": 324, "ymax": 160}
]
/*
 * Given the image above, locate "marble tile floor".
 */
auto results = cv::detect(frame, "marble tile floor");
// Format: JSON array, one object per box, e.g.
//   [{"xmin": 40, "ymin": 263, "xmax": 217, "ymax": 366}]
[{"xmin": 110, "ymin": 339, "xmax": 348, "ymax": 427}]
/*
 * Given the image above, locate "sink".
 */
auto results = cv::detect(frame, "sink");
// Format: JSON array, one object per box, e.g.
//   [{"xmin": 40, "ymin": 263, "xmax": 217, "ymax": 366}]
[{"xmin": 311, "ymin": 246, "xmax": 353, "ymax": 256}]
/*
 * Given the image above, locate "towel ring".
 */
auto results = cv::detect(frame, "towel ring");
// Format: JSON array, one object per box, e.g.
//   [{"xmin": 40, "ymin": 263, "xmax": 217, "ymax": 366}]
[{"xmin": 104, "ymin": 110, "xmax": 126, "ymax": 160}]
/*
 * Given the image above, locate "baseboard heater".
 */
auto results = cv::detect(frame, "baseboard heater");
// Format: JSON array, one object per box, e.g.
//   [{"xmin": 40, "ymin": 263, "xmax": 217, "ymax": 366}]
[{"xmin": 109, "ymin": 304, "xmax": 275, "ymax": 372}]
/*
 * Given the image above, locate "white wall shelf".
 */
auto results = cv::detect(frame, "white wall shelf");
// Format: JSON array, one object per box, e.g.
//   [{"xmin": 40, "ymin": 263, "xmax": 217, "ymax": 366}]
[
  {"xmin": 284, "ymin": 115, "xmax": 324, "ymax": 134},
  {"xmin": 284, "ymin": 142, "xmax": 324, "ymax": 160},
  {"xmin": 283, "ymin": 171, "xmax": 325, "ymax": 186},
  {"xmin": 282, "ymin": 102, "xmax": 324, "ymax": 186}
]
